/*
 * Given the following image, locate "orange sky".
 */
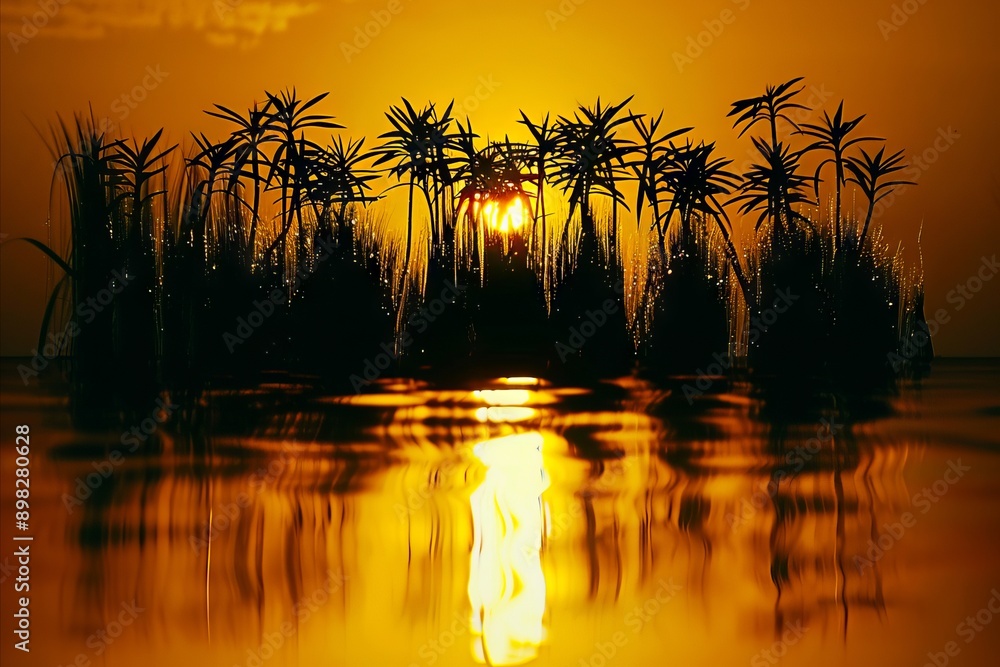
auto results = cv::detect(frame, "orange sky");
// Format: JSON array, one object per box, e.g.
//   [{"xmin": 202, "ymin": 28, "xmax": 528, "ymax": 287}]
[{"xmin": 1, "ymin": 0, "xmax": 998, "ymax": 356}]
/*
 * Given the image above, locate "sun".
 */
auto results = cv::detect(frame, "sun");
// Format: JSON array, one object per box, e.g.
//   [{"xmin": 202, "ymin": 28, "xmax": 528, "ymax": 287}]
[
  {"xmin": 490, "ymin": 196, "xmax": 527, "ymax": 234},
  {"xmin": 461, "ymin": 192, "xmax": 531, "ymax": 234}
]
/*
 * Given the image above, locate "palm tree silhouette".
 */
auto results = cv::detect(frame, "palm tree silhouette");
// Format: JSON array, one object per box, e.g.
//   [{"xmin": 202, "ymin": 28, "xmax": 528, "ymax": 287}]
[
  {"xmin": 205, "ymin": 99, "xmax": 277, "ymax": 270},
  {"xmin": 110, "ymin": 129, "xmax": 176, "ymax": 246},
  {"xmin": 304, "ymin": 136, "xmax": 379, "ymax": 252},
  {"xmin": 729, "ymin": 78, "xmax": 816, "ymax": 249},
  {"xmin": 518, "ymin": 111, "xmax": 559, "ymax": 278},
  {"xmin": 798, "ymin": 101, "xmax": 880, "ymax": 251},
  {"xmin": 260, "ymin": 90, "xmax": 342, "ymax": 273},
  {"xmin": 374, "ymin": 99, "xmax": 449, "ymax": 275},
  {"xmin": 108, "ymin": 130, "xmax": 176, "ymax": 364},
  {"xmin": 629, "ymin": 112, "xmax": 690, "ymax": 255},
  {"xmin": 729, "ymin": 77, "xmax": 809, "ymax": 153},
  {"xmin": 427, "ymin": 102, "xmax": 459, "ymax": 258},
  {"xmin": 732, "ymin": 138, "xmax": 817, "ymax": 251},
  {"xmin": 845, "ymin": 146, "xmax": 914, "ymax": 251},
  {"xmin": 186, "ymin": 133, "xmax": 243, "ymax": 263},
  {"xmin": 551, "ymin": 97, "xmax": 636, "ymax": 270},
  {"xmin": 659, "ymin": 140, "xmax": 754, "ymax": 307}
]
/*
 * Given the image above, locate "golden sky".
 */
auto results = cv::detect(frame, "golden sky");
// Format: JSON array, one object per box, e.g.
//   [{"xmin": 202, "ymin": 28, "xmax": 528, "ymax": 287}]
[{"xmin": 1, "ymin": 0, "xmax": 998, "ymax": 355}]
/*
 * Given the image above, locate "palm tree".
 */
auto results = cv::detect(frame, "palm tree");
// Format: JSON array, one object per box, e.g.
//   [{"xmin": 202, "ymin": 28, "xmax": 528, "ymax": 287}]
[
  {"xmin": 731, "ymin": 138, "xmax": 817, "ymax": 251},
  {"xmin": 629, "ymin": 112, "xmax": 690, "ymax": 251},
  {"xmin": 577, "ymin": 98, "xmax": 637, "ymax": 266},
  {"xmin": 109, "ymin": 129, "xmax": 176, "ymax": 249},
  {"xmin": 798, "ymin": 101, "xmax": 880, "ymax": 250},
  {"xmin": 518, "ymin": 111, "xmax": 559, "ymax": 269},
  {"xmin": 659, "ymin": 141, "xmax": 754, "ymax": 307},
  {"xmin": 205, "ymin": 100, "xmax": 277, "ymax": 270},
  {"xmin": 845, "ymin": 146, "xmax": 914, "ymax": 251},
  {"xmin": 427, "ymin": 102, "xmax": 459, "ymax": 255},
  {"xmin": 108, "ymin": 130, "xmax": 176, "ymax": 361},
  {"xmin": 729, "ymin": 78, "xmax": 816, "ymax": 249},
  {"xmin": 373, "ymin": 99, "xmax": 451, "ymax": 274},
  {"xmin": 186, "ymin": 133, "xmax": 242, "ymax": 258},
  {"xmin": 729, "ymin": 77, "xmax": 809, "ymax": 153},
  {"xmin": 551, "ymin": 97, "xmax": 636, "ymax": 269},
  {"xmin": 260, "ymin": 90, "xmax": 342, "ymax": 273},
  {"xmin": 304, "ymin": 136, "xmax": 379, "ymax": 252}
]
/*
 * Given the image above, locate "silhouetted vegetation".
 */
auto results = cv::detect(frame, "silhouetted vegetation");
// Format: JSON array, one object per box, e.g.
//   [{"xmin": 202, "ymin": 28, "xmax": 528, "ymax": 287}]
[{"xmin": 18, "ymin": 78, "xmax": 930, "ymax": 402}]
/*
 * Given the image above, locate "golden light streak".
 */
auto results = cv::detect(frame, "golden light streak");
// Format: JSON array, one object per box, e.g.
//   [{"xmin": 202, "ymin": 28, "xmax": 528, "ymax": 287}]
[
  {"xmin": 473, "ymin": 389, "xmax": 533, "ymax": 406},
  {"xmin": 474, "ymin": 406, "xmax": 538, "ymax": 423},
  {"xmin": 468, "ymin": 432, "xmax": 549, "ymax": 665},
  {"xmin": 499, "ymin": 377, "xmax": 542, "ymax": 387}
]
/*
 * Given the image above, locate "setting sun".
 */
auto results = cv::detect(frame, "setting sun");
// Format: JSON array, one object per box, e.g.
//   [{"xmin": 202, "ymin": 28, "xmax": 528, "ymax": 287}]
[{"xmin": 461, "ymin": 193, "xmax": 532, "ymax": 234}]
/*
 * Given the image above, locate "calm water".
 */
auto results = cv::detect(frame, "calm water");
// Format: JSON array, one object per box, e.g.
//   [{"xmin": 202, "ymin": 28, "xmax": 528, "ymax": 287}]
[{"xmin": 2, "ymin": 361, "xmax": 999, "ymax": 667}]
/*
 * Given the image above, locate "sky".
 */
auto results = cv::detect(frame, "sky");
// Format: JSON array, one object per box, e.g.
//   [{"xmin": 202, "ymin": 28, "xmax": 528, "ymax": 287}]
[{"xmin": 1, "ymin": 0, "xmax": 998, "ymax": 356}]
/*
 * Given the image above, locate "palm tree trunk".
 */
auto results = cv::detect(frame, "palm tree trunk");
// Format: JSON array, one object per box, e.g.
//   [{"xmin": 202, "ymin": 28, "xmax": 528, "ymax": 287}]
[
  {"xmin": 834, "ymin": 180, "xmax": 842, "ymax": 250},
  {"xmin": 713, "ymin": 214, "xmax": 756, "ymax": 312},
  {"xmin": 337, "ymin": 200, "xmax": 350, "ymax": 253},
  {"xmin": 538, "ymin": 169, "xmax": 547, "ymax": 280},
  {"xmin": 858, "ymin": 201, "xmax": 875, "ymax": 251},
  {"xmin": 247, "ymin": 156, "xmax": 262, "ymax": 270},
  {"xmin": 580, "ymin": 196, "xmax": 596, "ymax": 264},
  {"xmin": 404, "ymin": 177, "xmax": 414, "ymax": 275},
  {"xmin": 611, "ymin": 185, "xmax": 619, "ymax": 268}
]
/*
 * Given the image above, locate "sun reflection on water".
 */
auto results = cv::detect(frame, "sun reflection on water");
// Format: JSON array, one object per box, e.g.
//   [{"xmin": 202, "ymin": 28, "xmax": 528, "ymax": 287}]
[
  {"xmin": 10, "ymin": 362, "xmax": 1000, "ymax": 667},
  {"xmin": 472, "ymin": 389, "xmax": 534, "ymax": 405},
  {"xmin": 468, "ymin": 432, "xmax": 550, "ymax": 665}
]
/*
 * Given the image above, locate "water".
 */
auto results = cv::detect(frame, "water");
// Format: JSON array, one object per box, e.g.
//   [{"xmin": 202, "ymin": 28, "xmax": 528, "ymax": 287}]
[{"xmin": 2, "ymin": 361, "xmax": 999, "ymax": 667}]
